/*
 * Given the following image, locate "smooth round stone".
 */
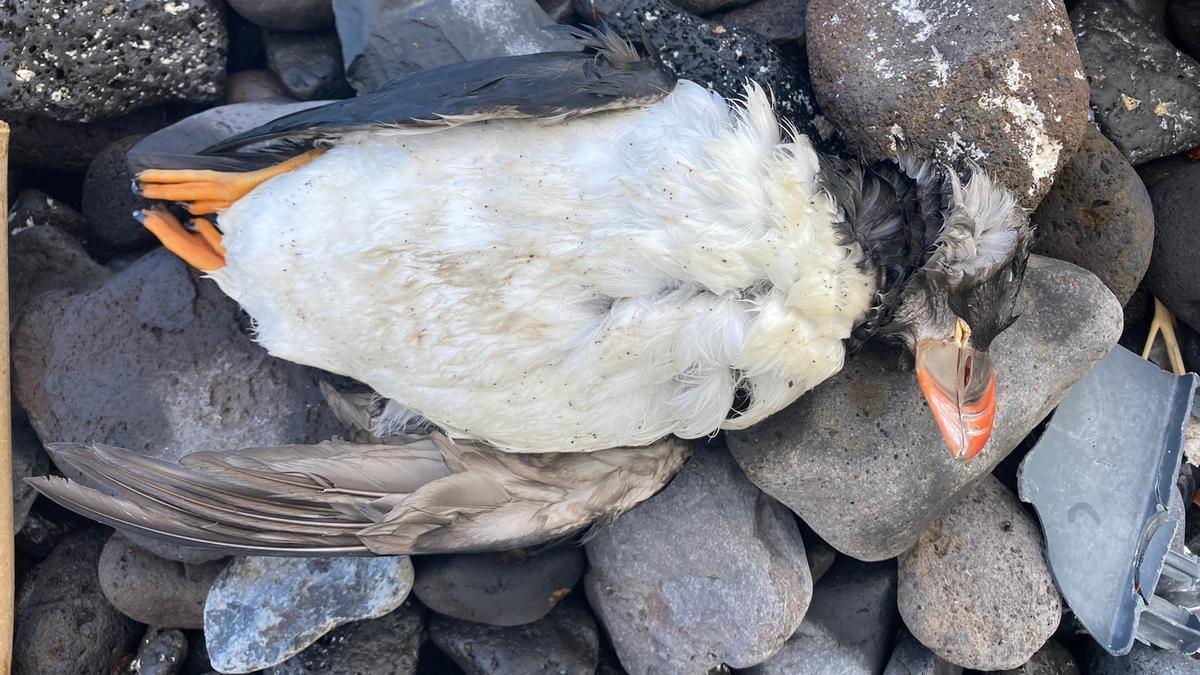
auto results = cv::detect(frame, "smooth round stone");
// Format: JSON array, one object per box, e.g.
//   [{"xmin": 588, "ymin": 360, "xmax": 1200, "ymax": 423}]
[
  {"xmin": 413, "ymin": 545, "xmax": 586, "ymax": 626},
  {"xmin": 808, "ymin": 0, "xmax": 1088, "ymax": 208},
  {"xmin": 226, "ymin": 69, "xmax": 290, "ymax": 104},
  {"xmin": 899, "ymin": 477, "xmax": 1061, "ymax": 671},
  {"xmin": 98, "ymin": 533, "xmax": 226, "ymax": 629},
  {"xmin": 14, "ymin": 529, "xmax": 139, "ymax": 675},
  {"xmin": 729, "ymin": 257, "xmax": 1122, "ymax": 561},
  {"xmin": 585, "ymin": 448, "xmax": 811, "ymax": 674},
  {"xmin": 1033, "ymin": 125, "xmax": 1154, "ymax": 305},
  {"xmin": 228, "ymin": 0, "xmax": 335, "ymax": 32},
  {"xmin": 1085, "ymin": 640, "xmax": 1200, "ymax": 674},
  {"xmin": 264, "ymin": 30, "xmax": 354, "ymax": 100},
  {"xmin": 81, "ymin": 134, "xmax": 154, "ymax": 255}
]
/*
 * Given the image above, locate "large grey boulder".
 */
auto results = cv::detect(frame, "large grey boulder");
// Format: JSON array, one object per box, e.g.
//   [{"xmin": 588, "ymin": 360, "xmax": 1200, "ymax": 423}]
[{"xmin": 729, "ymin": 256, "xmax": 1123, "ymax": 560}]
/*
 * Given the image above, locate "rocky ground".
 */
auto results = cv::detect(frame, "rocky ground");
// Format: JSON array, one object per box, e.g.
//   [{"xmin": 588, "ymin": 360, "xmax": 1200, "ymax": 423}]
[{"xmin": 4, "ymin": 0, "xmax": 1200, "ymax": 673}]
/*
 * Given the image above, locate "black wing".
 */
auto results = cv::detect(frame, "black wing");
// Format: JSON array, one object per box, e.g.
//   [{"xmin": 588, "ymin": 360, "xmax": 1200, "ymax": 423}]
[{"xmin": 206, "ymin": 27, "xmax": 676, "ymax": 156}]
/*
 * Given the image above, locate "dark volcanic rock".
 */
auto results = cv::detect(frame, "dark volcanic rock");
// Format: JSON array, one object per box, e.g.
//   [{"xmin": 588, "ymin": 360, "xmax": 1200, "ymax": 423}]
[
  {"xmin": 413, "ymin": 545, "xmax": 585, "ymax": 626},
  {"xmin": 585, "ymin": 448, "xmax": 810, "ymax": 674},
  {"xmin": 8, "ymin": 188, "xmax": 85, "ymax": 239},
  {"xmin": 225, "ymin": 69, "xmax": 290, "ymax": 104},
  {"xmin": 808, "ymin": 0, "xmax": 1089, "ymax": 208},
  {"xmin": 711, "ymin": 0, "xmax": 807, "ymax": 51},
  {"xmin": 9, "ymin": 222, "xmax": 109, "ymax": 331},
  {"xmin": 228, "ymin": 0, "xmax": 336, "ymax": 32},
  {"xmin": 13, "ymin": 249, "xmax": 340, "ymax": 465},
  {"xmin": 0, "ymin": 0, "xmax": 226, "ymax": 122},
  {"xmin": 1032, "ymin": 125, "xmax": 1154, "ymax": 305},
  {"xmin": 1143, "ymin": 160, "xmax": 1200, "ymax": 331},
  {"xmin": 598, "ymin": 0, "xmax": 840, "ymax": 153},
  {"xmin": 264, "ymin": 30, "xmax": 354, "ymax": 101},
  {"xmin": 14, "ymin": 529, "xmax": 139, "ymax": 675},
  {"xmin": 672, "ymin": 0, "xmax": 751, "ymax": 14},
  {"xmin": 333, "ymin": 0, "xmax": 577, "ymax": 94},
  {"xmin": 205, "ymin": 555, "xmax": 415, "ymax": 673},
  {"xmin": 899, "ymin": 477, "xmax": 1060, "ymax": 671},
  {"xmin": 133, "ymin": 628, "xmax": 189, "ymax": 675},
  {"xmin": 1170, "ymin": 1, "xmax": 1200, "ymax": 61},
  {"xmin": 429, "ymin": 596, "xmax": 599, "ymax": 675},
  {"xmin": 729, "ymin": 256, "xmax": 1122, "ymax": 560},
  {"xmin": 1072, "ymin": 0, "xmax": 1200, "ymax": 164},
  {"xmin": 265, "ymin": 601, "xmax": 425, "ymax": 675},
  {"xmin": 98, "ymin": 533, "xmax": 226, "ymax": 629},
  {"xmin": 81, "ymin": 134, "xmax": 154, "ymax": 255}
]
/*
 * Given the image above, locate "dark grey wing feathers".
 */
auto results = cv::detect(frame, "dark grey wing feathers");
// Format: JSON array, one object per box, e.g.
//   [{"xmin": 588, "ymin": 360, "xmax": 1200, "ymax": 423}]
[{"xmin": 204, "ymin": 29, "xmax": 676, "ymax": 155}]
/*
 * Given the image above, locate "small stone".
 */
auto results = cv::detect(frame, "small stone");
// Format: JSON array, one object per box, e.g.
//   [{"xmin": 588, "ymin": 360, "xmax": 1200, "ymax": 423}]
[
  {"xmin": 1085, "ymin": 640, "xmax": 1200, "ymax": 674},
  {"xmin": 14, "ymin": 529, "xmax": 139, "ymax": 675},
  {"xmin": 205, "ymin": 555, "xmax": 415, "ymax": 673},
  {"xmin": 711, "ymin": 0, "xmax": 807, "ymax": 51},
  {"xmin": 15, "ymin": 503, "xmax": 79, "ymax": 560},
  {"xmin": 265, "ymin": 601, "xmax": 425, "ymax": 675},
  {"xmin": 11, "ymin": 409, "xmax": 51, "ymax": 536},
  {"xmin": 333, "ymin": 0, "xmax": 577, "ymax": 94},
  {"xmin": 0, "ymin": 0, "xmax": 226, "ymax": 122},
  {"xmin": 585, "ymin": 448, "xmax": 811, "ymax": 674},
  {"xmin": 8, "ymin": 188, "xmax": 86, "ymax": 239},
  {"xmin": 808, "ymin": 0, "xmax": 1088, "ymax": 208},
  {"xmin": 884, "ymin": 629, "xmax": 962, "ymax": 675},
  {"xmin": 226, "ymin": 69, "xmax": 291, "ymax": 104},
  {"xmin": 429, "ymin": 595, "xmax": 600, "ymax": 675},
  {"xmin": 999, "ymin": 640, "xmax": 1081, "ymax": 675},
  {"xmin": 749, "ymin": 559, "xmax": 899, "ymax": 675},
  {"xmin": 264, "ymin": 31, "xmax": 354, "ymax": 101},
  {"xmin": 898, "ymin": 477, "xmax": 1061, "ymax": 671},
  {"xmin": 133, "ymin": 628, "xmax": 189, "ymax": 675},
  {"xmin": 729, "ymin": 256, "xmax": 1122, "ymax": 560},
  {"xmin": 1032, "ymin": 125, "xmax": 1154, "ymax": 305},
  {"xmin": 1143, "ymin": 160, "xmax": 1200, "ymax": 332},
  {"xmin": 1170, "ymin": 1, "xmax": 1200, "ymax": 61},
  {"xmin": 228, "ymin": 0, "xmax": 336, "ymax": 32},
  {"xmin": 413, "ymin": 545, "xmax": 586, "ymax": 626},
  {"xmin": 81, "ymin": 134, "xmax": 154, "ymax": 255},
  {"xmin": 97, "ymin": 533, "xmax": 226, "ymax": 629},
  {"xmin": 1072, "ymin": 0, "xmax": 1200, "ymax": 165}
]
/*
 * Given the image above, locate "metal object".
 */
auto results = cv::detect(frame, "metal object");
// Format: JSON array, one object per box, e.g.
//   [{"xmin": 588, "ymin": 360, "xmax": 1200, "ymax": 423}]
[{"xmin": 1018, "ymin": 345, "xmax": 1200, "ymax": 655}]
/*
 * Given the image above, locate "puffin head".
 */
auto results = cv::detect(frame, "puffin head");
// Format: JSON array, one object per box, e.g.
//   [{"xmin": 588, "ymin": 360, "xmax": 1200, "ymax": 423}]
[{"xmin": 886, "ymin": 166, "xmax": 1033, "ymax": 461}]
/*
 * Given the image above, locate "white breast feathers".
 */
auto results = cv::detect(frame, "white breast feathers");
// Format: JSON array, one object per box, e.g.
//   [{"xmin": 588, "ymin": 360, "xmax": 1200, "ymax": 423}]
[{"xmin": 208, "ymin": 80, "xmax": 878, "ymax": 452}]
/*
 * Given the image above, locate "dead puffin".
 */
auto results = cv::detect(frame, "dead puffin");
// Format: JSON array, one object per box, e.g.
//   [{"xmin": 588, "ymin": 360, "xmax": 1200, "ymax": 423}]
[{"xmin": 28, "ymin": 28, "xmax": 1032, "ymax": 555}]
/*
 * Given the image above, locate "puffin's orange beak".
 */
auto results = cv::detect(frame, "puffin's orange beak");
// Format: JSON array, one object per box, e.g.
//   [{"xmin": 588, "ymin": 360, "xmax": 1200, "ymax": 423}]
[{"xmin": 914, "ymin": 319, "xmax": 997, "ymax": 461}]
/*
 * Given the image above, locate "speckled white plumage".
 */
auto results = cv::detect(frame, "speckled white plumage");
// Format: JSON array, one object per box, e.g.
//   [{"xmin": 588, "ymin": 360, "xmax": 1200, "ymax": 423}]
[{"xmin": 210, "ymin": 81, "xmax": 877, "ymax": 452}]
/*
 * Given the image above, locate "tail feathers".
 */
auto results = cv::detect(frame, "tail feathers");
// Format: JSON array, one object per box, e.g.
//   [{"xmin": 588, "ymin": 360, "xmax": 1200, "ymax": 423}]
[{"xmin": 27, "ymin": 435, "xmax": 692, "ymax": 556}]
